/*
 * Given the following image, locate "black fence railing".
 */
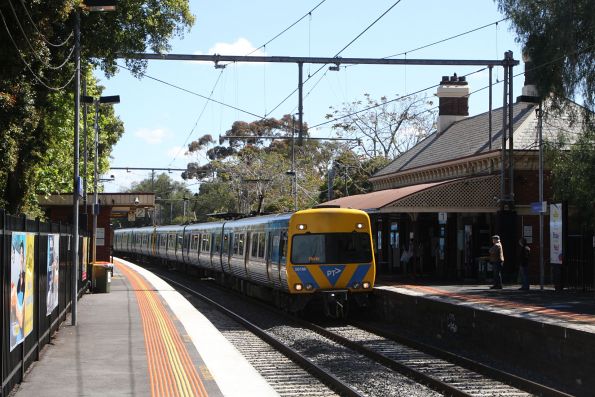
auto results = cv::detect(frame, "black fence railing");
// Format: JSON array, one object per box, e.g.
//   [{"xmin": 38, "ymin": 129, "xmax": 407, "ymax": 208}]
[
  {"xmin": 1, "ymin": 209, "xmax": 89, "ymax": 396},
  {"xmin": 564, "ymin": 233, "xmax": 594, "ymax": 291}
]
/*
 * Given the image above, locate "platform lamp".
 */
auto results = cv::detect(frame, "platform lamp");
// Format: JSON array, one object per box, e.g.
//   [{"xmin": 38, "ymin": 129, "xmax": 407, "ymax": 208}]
[
  {"xmin": 81, "ymin": 95, "xmax": 120, "ymax": 267},
  {"xmin": 72, "ymin": 0, "xmax": 117, "ymax": 326}
]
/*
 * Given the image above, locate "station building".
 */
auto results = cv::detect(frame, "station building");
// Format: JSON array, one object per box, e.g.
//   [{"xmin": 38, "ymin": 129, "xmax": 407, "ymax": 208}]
[
  {"xmin": 326, "ymin": 73, "xmax": 590, "ymax": 286},
  {"xmin": 39, "ymin": 193, "xmax": 155, "ymax": 262}
]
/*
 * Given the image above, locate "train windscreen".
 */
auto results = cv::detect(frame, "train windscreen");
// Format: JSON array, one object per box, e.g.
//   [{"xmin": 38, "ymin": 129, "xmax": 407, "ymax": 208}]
[{"xmin": 291, "ymin": 233, "xmax": 372, "ymax": 264}]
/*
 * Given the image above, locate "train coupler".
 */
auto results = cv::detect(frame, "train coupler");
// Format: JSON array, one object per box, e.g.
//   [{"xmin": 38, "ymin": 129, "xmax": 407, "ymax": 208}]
[{"xmin": 322, "ymin": 290, "xmax": 349, "ymax": 319}]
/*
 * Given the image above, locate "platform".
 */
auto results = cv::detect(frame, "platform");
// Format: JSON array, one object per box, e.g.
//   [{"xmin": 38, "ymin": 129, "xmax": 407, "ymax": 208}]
[
  {"xmin": 13, "ymin": 258, "xmax": 278, "ymax": 397},
  {"xmin": 373, "ymin": 279, "xmax": 595, "ymax": 396}
]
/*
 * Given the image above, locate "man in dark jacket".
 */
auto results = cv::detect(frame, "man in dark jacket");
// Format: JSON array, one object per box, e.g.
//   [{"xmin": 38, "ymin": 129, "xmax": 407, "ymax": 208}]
[{"xmin": 518, "ymin": 238, "xmax": 531, "ymax": 290}]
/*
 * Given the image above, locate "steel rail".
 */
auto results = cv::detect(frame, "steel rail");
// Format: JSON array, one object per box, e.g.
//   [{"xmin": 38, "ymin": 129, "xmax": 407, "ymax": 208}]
[
  {"xmin": 351, "ymin": 320, "xmax": 574, "ymax": 397},
  {"xmin": 158, "ymin": 275, "xmax": 364, "ymax": 397}
]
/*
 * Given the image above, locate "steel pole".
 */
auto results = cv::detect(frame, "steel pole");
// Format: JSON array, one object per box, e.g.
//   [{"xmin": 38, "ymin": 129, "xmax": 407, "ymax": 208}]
[
  {"xmin": 92, "ymin": 101, "xmax": 99, "ymax": 264},
  {"xmin": 538, "ymin": 104, "xmax": 545, "ymax": 289},
  {"xmin": 71, "ymin": 10, "xmax": 80, "ymax": 326}
]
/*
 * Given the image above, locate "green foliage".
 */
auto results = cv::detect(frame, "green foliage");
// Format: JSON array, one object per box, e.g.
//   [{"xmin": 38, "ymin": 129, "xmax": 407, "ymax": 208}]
[
  {"xmin": 496, "ymin": 0, "xmax": 595, "ymax": 109},
  {"xmin": 112, "ymin": 173, "xmax": 192, "ymax": 227},
  {"xmin": 185, "ymin": 115, "xmax": 340, "ymax": 214},
  {"xmin": 0, "ymin": 0, "xmax": 194, "ymax": 216},
  {"xmin": 320, "ymin": 151, "xmax": 390, "ymax": 201},
  {"xmin": 545, "ymin": 117, "xmax": 595, "ymax": 228}
]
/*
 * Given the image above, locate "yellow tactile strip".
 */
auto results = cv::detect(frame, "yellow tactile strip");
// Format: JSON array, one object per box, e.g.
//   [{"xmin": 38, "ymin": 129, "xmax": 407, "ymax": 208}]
[{"xmin": 115, "ymin": 261, "xmax": 208, "ymax": 397}]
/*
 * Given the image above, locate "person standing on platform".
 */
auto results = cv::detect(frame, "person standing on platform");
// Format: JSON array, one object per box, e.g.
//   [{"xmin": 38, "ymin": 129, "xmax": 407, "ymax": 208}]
[
  {"xmin": 489, "ymin": 235, "xmax": 504, "ymax": 289},
  {"xmin": 518, "ymin": 238, "xmax": 531, "ymax": 290}
]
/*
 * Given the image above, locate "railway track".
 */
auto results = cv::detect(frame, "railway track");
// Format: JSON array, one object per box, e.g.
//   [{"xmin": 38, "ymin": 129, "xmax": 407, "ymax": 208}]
[{"xmin": 151, "ymin": 267, "xmax": 572, "ymax": 397}]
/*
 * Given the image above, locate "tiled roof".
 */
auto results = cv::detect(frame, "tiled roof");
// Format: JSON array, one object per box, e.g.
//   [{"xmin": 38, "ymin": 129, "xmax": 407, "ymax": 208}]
[
  {"xmin": 373, "ymin": 102, "xmax": 538, "ymax": 178},
  {"xmin": 324, "ymin": 181, "xmax": 448, "ymax": 210}
]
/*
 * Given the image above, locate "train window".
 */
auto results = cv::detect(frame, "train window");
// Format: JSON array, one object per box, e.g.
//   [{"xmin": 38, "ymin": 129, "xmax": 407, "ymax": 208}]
[
  {"xmin": 251, "ymin": 233, "xmax": 259, "ymax": 258},
  {"xmin": 214, "ymin": 233, "xmax": 221, "ymax": 254},
  {"xmin": 258, "ymin": 233, "xmax": 266, "ymax": 258},
  {"xmin": 222, "ymin": 234, "xmax": 230, "ymax": 255},
  {"xmin": 291, "ymin": 233, "xmax": 372, "ymax": 264},
  {"xmin": 201, "ymin": 234, "xmax": 211, "ymax": 252},
  {"xmin": 280, "ymin": 232, "xmax": 287, "ymax": 263},
  {"xmin": 176, "ymin": 234, "xmax": 183, "ymax": 251}
]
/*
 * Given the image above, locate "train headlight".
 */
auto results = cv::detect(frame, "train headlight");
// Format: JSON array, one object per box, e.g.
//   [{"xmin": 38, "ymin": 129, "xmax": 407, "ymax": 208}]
[
  {"xmin": 297, "ymin": 224, "xmax": 307, "ymax": 230},
  {"xmin": 294, "ymin": 283, "xmax": 303, "ymax": 291},
  {"xmin": 355, "ymin": 223, "xmax": 364, "ymax": 229},
  {"xmin": 305, "ymin": 283, "xmax": 313, "ymax": 291},
  {"xmin": 362, "ymin": 281, "xmax": 371, "ymax": 289}
]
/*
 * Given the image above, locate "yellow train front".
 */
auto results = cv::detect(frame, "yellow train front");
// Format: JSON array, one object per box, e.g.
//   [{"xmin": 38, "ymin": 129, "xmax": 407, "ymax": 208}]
[{"xmin": 286, "ymin": 207, "xmax": 376, "ymax": 318}]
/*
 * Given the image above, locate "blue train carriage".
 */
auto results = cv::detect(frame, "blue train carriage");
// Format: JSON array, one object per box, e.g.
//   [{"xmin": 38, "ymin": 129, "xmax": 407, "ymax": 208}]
[
  {"xmin": 183, "ymin": 221, "xmax": 225, "ymax": 272},
  {"xmin": 219, "ymin": 213, "xmax": 292, "ymax": 294},
  {"xmin": 286, "ymin": 207, "xmax": 376, "ymax": 317}
]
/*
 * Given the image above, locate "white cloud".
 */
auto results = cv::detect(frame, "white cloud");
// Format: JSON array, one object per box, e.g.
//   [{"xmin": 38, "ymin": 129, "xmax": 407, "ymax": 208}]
[
  {"xmin": 166, "ymin": 146, "xmax": 193, "ymax": 160},
  {"xmin": 209, "ymin": 37, "xmax": 265, "ymax": 57},
  {"xmin": 134, "ymin": 128, "xmax": 169, "ymax": 144}
]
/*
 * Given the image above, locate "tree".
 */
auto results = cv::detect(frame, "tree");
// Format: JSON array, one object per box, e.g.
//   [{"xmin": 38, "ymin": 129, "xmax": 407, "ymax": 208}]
[
  {"xmin": 496, "ymin": 0, "xmax": 595, "ymax": 109},
  {"xmin": 321, "ymin": 151, "xmax": 390, "ymax": 201},
  {"xmin": 325, "ymin": 93, "xmax": 436, "ymax": 160},
  {"xmin": 546, "ymin": 117, "xmax": 595, "ymax": 228},
  {"xmin": 184, "ymin": 115, "xmax": 340, "ymax": 213},
  {"xmin": 0, "ymin": 0, "xmax": 194, "ymax": 215},
  {"xmin": 120, "ymin": 173, "xmax": 192, "ymax": 226}
]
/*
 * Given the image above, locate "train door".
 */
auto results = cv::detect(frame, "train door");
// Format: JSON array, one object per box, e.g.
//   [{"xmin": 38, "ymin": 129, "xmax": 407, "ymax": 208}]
[
  {"xmin": 212, "ymin": 232, "xmax": 221, "ymax": 271},
  {"xmin": 222, "ymin": 232, "xmax": 231, "ymax": 273},
  {"xmin": 278, "ymin": 231, "xmax": 288, "ymax": 288},
  {"xmin": 267, "ymin": 231, "xmax": 282, "ymax": 288}
]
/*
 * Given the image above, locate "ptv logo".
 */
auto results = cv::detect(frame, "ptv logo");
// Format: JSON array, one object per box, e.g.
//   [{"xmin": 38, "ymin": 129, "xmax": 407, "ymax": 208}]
[
  {"xmin": 321, "ymin": 265, "xmax": 345, "ymax": 286},
  {"xmin": 326, "ymin": 267, "xmax": 342, "ymax": 278}
]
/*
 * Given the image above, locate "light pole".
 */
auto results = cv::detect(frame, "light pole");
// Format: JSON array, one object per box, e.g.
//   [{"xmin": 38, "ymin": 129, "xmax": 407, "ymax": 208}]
[
  {"xmin": 82, "ymin": 95, "xmax": 120, "ymax": 266},
  {"xmin": 71, "ymin": 0, "xmax": 117, "ymax": 326}
]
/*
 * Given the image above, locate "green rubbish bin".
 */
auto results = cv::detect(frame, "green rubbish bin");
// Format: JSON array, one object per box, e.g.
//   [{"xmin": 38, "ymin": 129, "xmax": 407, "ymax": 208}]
[{"xmin": 92, "ymin": 262, "xmax": 113, "ymax": 293}]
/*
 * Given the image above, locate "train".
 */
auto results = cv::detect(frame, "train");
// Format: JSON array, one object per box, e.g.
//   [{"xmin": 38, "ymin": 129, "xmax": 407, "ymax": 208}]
[{"xmin": 113, "ymin": 206, "xmax": 376, "ymax": 317}]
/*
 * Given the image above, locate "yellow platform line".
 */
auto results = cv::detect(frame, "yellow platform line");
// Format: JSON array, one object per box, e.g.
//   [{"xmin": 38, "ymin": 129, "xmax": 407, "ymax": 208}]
[{"xmin": 115, "ymin": 261, "xmax": 208, "ymax": 397}]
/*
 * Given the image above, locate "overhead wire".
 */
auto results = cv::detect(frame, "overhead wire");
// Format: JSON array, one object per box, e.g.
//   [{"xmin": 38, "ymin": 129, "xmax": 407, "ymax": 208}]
[
  {"xmin": 245, "ymin": 0, "xmax": 328, "ymax": 56},
  {"xmin": 168, "ymin": 69, "xmax": 225, "ymax": 166},
  {"xmin": 286, "ymin": 17, "xmax": 511, "ymax": 118},
  {"xmin": 0, "ymin": 8, "xmax": 75, "ymax": 91},
  {"xmin": 265, "ymin": 0, "xmax": 405, "ymax": 117},
  {"xmin": 384, "ymin": 18, "xmax": 509, "ymax": 59},
  {"xmin": 313, "ymin": 40, "xmax": 595, "ymax": 131},
  {"xmin": 116, "ymin": 63, "xmax": 264, "ymax": 119},
  {"xmin": 16, "ymin": 0, "xmax": 73, "ymax": 47},
  {"xmin": 7, "ymin": 0, "xmax": 74, "ymax": 70}
]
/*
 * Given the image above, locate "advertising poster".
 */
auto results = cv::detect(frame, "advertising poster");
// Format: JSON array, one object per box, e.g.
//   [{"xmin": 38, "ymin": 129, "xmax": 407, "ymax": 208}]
[
  {"xmin": 550, "ymin": 203, "xmax": 563, "ymax": 264},
  {"xmin": 24, "ymin": 233, "xmax": 35, "ymax": 337},
  {"xmin": 46, "ymin": 234, "xmax": 60, "ymax": 315},
  {"xmin": 10, "ymin": 232, "xmax": 26, "ymax": 351},
  {"xmin": 82, "ymin": 237, "xmax": 89, "ymax": 281}
]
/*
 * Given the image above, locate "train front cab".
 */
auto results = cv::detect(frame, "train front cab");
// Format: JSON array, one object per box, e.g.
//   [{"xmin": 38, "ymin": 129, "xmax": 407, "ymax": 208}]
[{"xmin": 286, "ymin": 207, "xmax": 376, "ymax": 318}]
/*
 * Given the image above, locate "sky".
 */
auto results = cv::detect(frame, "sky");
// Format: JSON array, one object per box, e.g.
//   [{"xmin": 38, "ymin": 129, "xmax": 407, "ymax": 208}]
[{"xmin": 97, "ymin": 0, "xmax": 525, "ymax": 193}]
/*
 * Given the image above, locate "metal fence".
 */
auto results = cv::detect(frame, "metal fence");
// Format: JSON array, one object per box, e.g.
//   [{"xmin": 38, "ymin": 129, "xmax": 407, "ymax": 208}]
[
  {"xmin": 1, "ymin": 209, "xmax": 88, "ymax": 396},
  {"xmin": 564, "ymin": 232, "xmax": 594, "ymax": 291}
]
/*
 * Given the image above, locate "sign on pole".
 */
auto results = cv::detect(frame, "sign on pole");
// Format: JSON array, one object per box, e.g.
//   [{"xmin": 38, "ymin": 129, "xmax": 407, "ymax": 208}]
[{"xmin": 550, "ymin": 203, "xmax": 563, "ymax": 264}]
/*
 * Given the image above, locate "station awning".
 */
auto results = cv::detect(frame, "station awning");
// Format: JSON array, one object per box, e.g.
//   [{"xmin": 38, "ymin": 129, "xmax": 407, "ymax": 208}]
[{"xmin": 324, "ymin": 175, "xmax": 500, "ymax": 213}]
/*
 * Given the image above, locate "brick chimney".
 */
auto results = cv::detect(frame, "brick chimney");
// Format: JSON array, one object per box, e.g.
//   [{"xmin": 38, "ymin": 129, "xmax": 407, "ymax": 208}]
[
  {"xmin": 516, "ymin": 51, "xmax": 540, "ymax": 103},
  {"xmin": 436, "ymin": 74, "xmax": 469, "ymax": 134}
]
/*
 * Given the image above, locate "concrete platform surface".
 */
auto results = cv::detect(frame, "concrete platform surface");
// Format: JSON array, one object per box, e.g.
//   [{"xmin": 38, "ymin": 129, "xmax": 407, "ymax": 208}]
[{"xmin": 12, "ymin": 259, "xmax": 278, "ymax": 397}]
